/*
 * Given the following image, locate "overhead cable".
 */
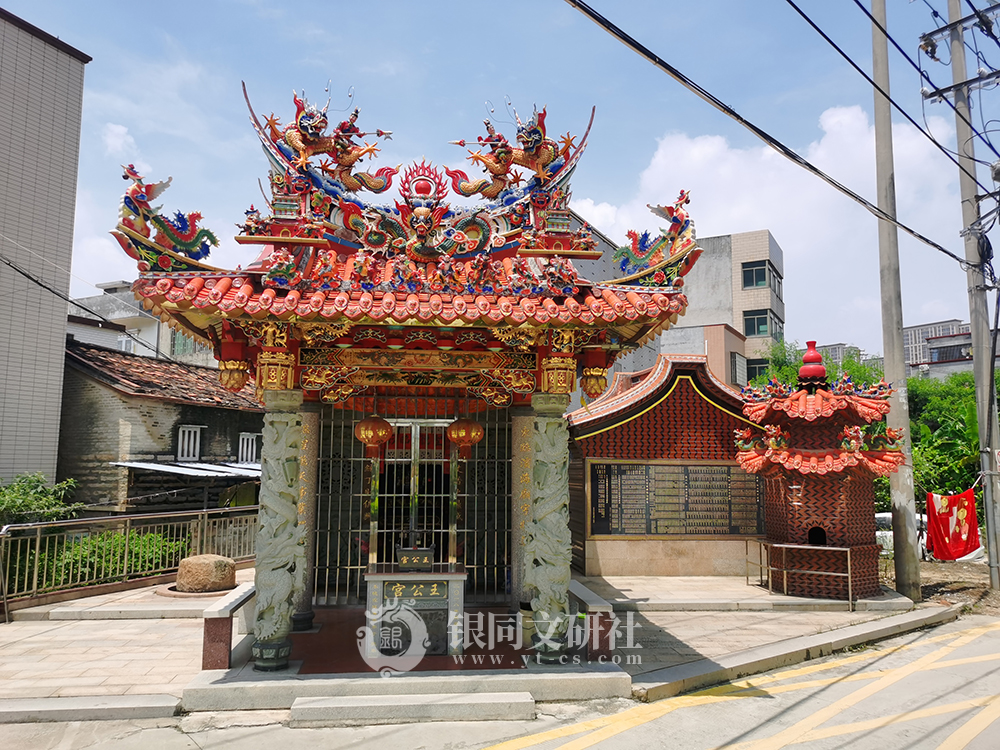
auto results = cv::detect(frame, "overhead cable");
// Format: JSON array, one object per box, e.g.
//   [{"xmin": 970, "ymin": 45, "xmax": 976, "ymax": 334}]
[
  {"xmin": 856, "ymin": 0, "xmax": 1000, "ymax": 160},
  {"xmin": 785, "ymin": 0, "xmax": 994, "ymax": 196},
  {"xmin": 562, "ymin": 0, "xmax": 968, "ymax": 266}
]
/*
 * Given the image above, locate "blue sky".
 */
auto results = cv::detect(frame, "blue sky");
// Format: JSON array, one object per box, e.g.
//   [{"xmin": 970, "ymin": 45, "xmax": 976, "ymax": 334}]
[{"xmin": 5, "ymin": 0, "xmax": 996, "ymax": 355}]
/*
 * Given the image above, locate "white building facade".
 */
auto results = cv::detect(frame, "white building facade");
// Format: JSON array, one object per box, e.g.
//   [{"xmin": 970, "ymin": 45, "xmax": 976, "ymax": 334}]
[{"xmin": 0, "ymin": 10, "xmax": 89, "ymax": 481}]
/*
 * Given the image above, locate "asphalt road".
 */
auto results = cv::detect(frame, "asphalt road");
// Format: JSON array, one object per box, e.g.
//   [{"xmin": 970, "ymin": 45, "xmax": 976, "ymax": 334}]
[
  {"xmin": 1, "ymin": 614, "xmax": 998, "ymax": 749},
  {"xmin": 486, "ymin": 613, "xmax": 1000, "ymax": 750}
]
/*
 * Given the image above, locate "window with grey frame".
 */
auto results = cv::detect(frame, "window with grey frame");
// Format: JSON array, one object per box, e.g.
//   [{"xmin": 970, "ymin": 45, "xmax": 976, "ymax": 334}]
[
  {"xmin": 741, "ymin": 260, "xmax": 782, "ymax": 301},
  {"xmin": 743, "ymin": 309, "xmax": 784, "ymax": 341}
]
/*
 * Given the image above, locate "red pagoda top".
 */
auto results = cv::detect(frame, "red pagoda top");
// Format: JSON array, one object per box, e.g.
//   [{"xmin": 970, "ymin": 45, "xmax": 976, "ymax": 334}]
[{"xmin": 735, "ymin": 342, "xmax": 906, "ymax": 477}]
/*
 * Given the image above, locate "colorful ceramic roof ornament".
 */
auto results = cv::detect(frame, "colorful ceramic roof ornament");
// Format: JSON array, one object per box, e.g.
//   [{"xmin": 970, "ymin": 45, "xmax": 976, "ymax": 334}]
[
  {"xmin": 112, "ymin": 85, "xmax": 706, "ymax": 409},
  {"xmin": 735, "ymin": 341, "xmax": 907, "ymax": 477}
]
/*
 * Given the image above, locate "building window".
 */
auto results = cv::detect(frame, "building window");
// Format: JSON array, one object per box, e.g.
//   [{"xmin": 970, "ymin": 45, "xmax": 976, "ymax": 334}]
[
  {"xmin": 177, "ymin": 425, "xmax": 204, "ymax": 462},
  {"xmin": 742, "ymin": 261, "xmax": 767, "ymax": 289},
  {"xmin": 731, "ymin": 352, "xmax": 748, "ymax": 387},
  {"xmin": 744, "ymin": 309, "xmax": 769, "ymax": 337},
  {"xmin": 118, "ymin": 332, "xmax": 135, "ymax": 353},
  {"xmin": 742, "ymin": 261, "xmax": 783, "ymax": 301},
  {"xmin": 239, "ymin": 433, "xmax": 261, "ymax": 464},
  {"xmin": 747, "ymin": 359, "xmax": 769, "ymax": 381},
  {"xmin": 170, "ymin": 330, "xmax": 208, "ymax": 356}
]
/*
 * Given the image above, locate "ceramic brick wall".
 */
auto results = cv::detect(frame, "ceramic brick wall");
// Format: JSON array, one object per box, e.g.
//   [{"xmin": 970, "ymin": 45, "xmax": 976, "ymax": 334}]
[
  {"xmin": 57, "ymin": 366, "xmax": 264, "ymax": 506},
  {"xmin": 0, "ymin": 15, "xmax": 87, "ymax": 480}
]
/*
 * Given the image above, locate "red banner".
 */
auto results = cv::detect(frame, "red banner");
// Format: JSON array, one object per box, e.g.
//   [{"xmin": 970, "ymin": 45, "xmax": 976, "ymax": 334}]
[{"xmin": 926, "ymin": 489, "xmax": 981, "ymax": 561}]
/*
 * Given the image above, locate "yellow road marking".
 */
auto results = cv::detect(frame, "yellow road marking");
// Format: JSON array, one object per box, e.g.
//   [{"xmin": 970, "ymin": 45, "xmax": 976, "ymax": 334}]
[
  {"xmin": 707, "ymin": 620, "xmax": 1000, "ymax": 695},
  {"xmin": 716, "ymin": 697, "xmax": 995, "ymax": 750},
  {"xmin": 740, "ymin": 628, "xmax": 996, "ymax": 750},
  {"xmin": 936, "ymin": 693, "xmax": 1000, "ymax": 750},
  {"xmin": 485, "ymin": 621, "xmax": 1000, "ymax": 750}
]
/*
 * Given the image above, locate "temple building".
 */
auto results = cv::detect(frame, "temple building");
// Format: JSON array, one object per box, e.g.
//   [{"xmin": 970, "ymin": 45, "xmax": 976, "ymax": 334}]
[{"xmin": 112, "ymin": 90, "xmax": 705, "ymax": 668}]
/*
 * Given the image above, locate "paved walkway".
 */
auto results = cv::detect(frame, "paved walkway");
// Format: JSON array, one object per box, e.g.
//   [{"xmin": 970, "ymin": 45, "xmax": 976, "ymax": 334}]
[{"xmin": 0, "ymin": 574, "xmax": 909, "ymax": 701}]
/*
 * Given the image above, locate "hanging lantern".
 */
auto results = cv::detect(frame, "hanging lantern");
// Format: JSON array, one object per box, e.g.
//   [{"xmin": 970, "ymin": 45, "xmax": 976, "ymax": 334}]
[
  {"xmin": 355, "ymin": 415, "xmax": 394, "ymax": 457},
  {"xmin": 447, "ymin": 417, "xmax": 485, "ymax": 459}
]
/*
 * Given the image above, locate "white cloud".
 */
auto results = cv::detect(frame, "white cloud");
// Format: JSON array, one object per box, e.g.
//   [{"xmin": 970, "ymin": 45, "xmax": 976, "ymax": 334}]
[
  {"xmin": 101, "ymin": 123, "xmax": 151, "ymax": 175},
  {"xmin": 573, "ymin": 106, "xmax": 971, "ymax": 356}
]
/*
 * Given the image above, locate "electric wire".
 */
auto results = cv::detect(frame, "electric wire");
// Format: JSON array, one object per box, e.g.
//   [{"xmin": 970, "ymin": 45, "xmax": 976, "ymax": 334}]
[
  {"xmin": 0, "ymin": 242, "xmax": 235, "ymax": 398},
  {"xmin": 858, "ymin": 0, "xmax": 1000, "ymax": 160},
  {"xmin": 966, "ymin": 0, "xmax": 1000, "ymax": 56},
  {"xmin": 0, "ymin": 228, "xmax": 176, "ymax": 343},
  {"xmin": 785, "ymin": 0, "xmax": 995, "ymax": 196},
  {"xmin": 562, "ymin": 0, "xmax": 969, "ymax": 267}
]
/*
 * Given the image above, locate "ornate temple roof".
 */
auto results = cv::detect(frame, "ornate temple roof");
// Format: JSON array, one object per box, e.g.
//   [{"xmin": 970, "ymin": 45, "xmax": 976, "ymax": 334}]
[
  {"xmin": 568, "ymin": 354, "xmax": 745, "ymax": 434},
  {"xmin": 111, "ymin": 88, "xmax": 706, "ymax": 404}
]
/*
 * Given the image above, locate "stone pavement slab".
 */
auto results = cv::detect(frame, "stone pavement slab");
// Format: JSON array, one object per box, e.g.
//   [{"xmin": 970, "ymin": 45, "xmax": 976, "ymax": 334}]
[
  {"xmin": 576, "ymin": 575, "xmax": 913, "ymax": 612},
  {"xmin": 0, "ymin": 694, "xmax": 179, "ymax": 723}
]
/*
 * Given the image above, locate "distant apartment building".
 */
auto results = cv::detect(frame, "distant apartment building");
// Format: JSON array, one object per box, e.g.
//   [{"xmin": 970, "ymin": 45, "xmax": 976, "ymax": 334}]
[
  {"xmin": 816, "ymin": 343, "xmax": 859, "ymax": 367},
  {"xmin": 0, "ymin": 10, "xmax": 90, "ymax": 481},
  {"xmin": 69, "ymin": 280, "xmax": 216, "ymax": 367},
  {"xmin": 657, "ymin": 229, "xmax": 785, "ymax": 387},
  {"xmin": 903, "ymin": 319, "xmax": 969, "ymax": 367}
]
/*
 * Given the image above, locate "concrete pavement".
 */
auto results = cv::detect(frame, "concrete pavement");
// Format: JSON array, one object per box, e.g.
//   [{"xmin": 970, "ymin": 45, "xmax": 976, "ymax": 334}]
[{"xmin": 0, "ymin": 573, "xmax": 964, "ymax": 727}]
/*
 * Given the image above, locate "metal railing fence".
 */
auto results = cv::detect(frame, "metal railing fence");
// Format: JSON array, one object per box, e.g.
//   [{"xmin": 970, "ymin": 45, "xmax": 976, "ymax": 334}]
[
  {"xmin": 746, "ymin": 538, "xmax": 854, "ymax": 610},
  {"xmin": 0, "ymin": 506, "xmax": 258, "ymax": 619}
]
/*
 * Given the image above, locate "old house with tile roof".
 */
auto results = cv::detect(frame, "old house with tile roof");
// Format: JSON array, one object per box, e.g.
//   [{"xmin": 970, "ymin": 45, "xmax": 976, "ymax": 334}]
[{"xmin": 57, "ymin": 340, "xmax": 264, "ymax": 512}]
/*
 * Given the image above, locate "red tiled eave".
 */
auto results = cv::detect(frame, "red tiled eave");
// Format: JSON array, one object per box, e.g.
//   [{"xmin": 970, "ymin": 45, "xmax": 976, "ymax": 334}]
[{"xmin": 132, "ymin": 277, "xmax": 689, "ymax": 330}]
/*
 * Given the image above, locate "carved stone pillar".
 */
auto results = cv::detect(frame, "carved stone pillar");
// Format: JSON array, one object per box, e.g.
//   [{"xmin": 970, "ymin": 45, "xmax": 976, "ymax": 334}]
[
  {"xmin": 252, "ymin": 389, "xmax": 305, "ymax": 671},
  {"xmin": 524, "ymin": 392, "xmax": 572, "ymax": 661},
  {"xmin": 292, "ymin": 402, "xmax": 320, "ymax": 631},
  {"xmin": 509, "ymin": 407, "xmax": 534, "ymax": 610}
]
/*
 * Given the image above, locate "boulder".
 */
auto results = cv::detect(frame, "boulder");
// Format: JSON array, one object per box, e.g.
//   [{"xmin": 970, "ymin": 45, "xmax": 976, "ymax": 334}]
[{"xmin": 176, "ymin": 554, "xmax": 236, "ymax": 593}]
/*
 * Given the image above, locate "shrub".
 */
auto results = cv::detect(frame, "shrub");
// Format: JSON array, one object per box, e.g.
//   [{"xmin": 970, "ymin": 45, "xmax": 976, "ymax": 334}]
[{"xmin": 0, "ymin": 473, "xmax": 82, "ymax": 527}]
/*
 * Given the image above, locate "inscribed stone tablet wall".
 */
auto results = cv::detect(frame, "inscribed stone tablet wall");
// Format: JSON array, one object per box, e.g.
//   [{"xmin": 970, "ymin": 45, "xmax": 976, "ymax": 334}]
[{"xmin": 589, "ymin": 461, "xmax": 763, "ymax": 536}]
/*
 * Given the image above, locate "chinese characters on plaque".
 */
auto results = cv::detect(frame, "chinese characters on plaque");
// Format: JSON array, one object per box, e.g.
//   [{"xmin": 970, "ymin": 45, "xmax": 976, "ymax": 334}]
[{"xmin": 590, "ymin": 462, "xmax": 763, "ymax": 536}]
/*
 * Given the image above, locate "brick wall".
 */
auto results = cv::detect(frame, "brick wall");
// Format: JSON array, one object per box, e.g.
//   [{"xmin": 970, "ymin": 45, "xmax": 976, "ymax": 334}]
[{"xmin": 57, "ymin": 365, "xmax": 263, "ymax": 508}]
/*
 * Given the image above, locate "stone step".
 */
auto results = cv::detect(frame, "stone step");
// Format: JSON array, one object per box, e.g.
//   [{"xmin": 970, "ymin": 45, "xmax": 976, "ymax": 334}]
[
  {"xmin": 289, "ymin": 691, "xmax": 535, "ymax": 727},
  {"xmin": 183, "ymin": 662, "xmax": 629, "ymax": 711},
  {"xmin": 0, "ymin": 694, "xmax": 180, "ymax": 723}
]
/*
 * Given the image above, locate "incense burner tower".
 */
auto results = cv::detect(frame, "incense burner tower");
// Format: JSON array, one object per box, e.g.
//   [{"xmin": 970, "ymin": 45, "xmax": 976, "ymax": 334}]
[{"xmin": 735, "ymin": 342, "xmax": 906, "ymax": 600}]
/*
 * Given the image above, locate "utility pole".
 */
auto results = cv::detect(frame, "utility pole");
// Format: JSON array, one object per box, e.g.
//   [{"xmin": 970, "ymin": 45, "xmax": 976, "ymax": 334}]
[
  {"xmin": 871, "ymin": 0, "xmax": 921, "ymax": 601},
  {"xmin": 946, "ymin": 0, "xmax": 1000, "ymax": 589}
]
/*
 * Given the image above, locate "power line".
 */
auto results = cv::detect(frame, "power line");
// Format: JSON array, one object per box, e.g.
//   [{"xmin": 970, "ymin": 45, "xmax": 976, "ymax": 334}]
[
  {"xmin": 0, "ymin": 244, "xmax": 234, "ymax": 397},
  {"xmin": 562, "ymin": 0, "xmax": 969, "ymax": 267},
  {"xmin": 784, "ymin": 0, "xmax": 995, "ymax": 196},
  {"xmin": 857, "ymin": 0, "xmax": 1000, "ymax": 160},
  {"xmin": 965, "ymin": 0, "xmax": 1000, "ymax": 56}
]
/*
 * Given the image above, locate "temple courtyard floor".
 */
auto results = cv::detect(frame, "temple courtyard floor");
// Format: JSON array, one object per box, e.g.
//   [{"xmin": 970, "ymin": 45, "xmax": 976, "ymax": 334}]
[{"xmin": 0, "ymin": 567, "xmax": 996, "ymax": 747}]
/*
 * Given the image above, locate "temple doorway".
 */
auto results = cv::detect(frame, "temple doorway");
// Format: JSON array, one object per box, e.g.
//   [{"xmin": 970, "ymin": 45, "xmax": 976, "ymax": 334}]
[{"xmin": 312, "ymin": 400, "xmax": 511, "ymax": 606}]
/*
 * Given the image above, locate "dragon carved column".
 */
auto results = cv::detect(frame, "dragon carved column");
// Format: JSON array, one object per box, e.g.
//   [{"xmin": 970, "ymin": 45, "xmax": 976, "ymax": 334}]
[
  {"xmin": 251, "ymin": 389, "xmax": 306, "ymax": 671},
  {"xmin": 292, "ymin": 401, "xmax": 320, "ymax": 632},
  {"xmin": 524, "ymin": 391, "xmax": 573, "ymax": 661}
]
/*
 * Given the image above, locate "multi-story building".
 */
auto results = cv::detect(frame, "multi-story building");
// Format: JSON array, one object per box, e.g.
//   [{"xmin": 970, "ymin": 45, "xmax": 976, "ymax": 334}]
[
  {"xmin": 657, "ymin": 229, "xmax": 786, "ymax": 387},
  {"xmin": 0, "ymin": 10, "xmax": 90, "ymax": 481},
  {"xmin": 69, "ymin": 280, "xmax": 216, "ymax": 367},
  {"xmin": 903, "ymin": 319, "xmax": 969, "ymax": 367}
]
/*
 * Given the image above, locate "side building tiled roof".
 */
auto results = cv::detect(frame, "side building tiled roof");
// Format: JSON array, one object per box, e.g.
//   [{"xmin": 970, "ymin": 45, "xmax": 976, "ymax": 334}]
[{"xmin": 65, "ymin": 339, "xmax": 262, "ymax": 411}]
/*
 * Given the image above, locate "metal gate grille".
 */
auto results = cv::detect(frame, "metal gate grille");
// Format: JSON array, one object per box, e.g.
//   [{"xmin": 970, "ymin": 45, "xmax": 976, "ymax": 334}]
[{"xmin": 314, "ymin": 397, "xmax": 511, "ymax": 606}]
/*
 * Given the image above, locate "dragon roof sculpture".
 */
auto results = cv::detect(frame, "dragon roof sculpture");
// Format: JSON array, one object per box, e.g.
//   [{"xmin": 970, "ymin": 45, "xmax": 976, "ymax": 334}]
[{"xmin": 112, "ymin": 85, "xmax": 705, "ymax": 406}]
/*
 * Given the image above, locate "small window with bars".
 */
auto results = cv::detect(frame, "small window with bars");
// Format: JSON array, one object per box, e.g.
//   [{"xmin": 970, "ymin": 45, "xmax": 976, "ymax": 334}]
[
  {"xmin": 239, "ymin": 432, "xmax": 261, "ymax": 464},
  {"xmin": 177, "ymin": 425, "xmax": 204, "ymax": 462}
]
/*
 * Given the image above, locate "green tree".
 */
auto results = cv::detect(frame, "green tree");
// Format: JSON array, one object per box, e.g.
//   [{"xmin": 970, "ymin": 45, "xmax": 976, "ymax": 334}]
[{"xmin": 0, "ymin": 473, "xmax": 82, "ymax": 527}]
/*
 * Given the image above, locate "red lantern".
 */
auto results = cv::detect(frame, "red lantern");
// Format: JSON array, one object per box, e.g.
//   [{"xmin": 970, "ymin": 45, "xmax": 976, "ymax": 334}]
[
  {"xmin": 447, "ymin": 418, "xmax": 485, "ymax": 459},
  {"xmin": 355, "ymin": 415, "xmax": 394, "ymax": 457}
]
